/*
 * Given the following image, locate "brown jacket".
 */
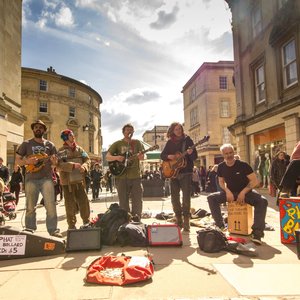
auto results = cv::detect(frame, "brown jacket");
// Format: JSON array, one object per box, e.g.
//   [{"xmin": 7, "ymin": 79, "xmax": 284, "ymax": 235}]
[{"xmin": 57, "ymin": 144, "xmax": 90, "ymax": 186}]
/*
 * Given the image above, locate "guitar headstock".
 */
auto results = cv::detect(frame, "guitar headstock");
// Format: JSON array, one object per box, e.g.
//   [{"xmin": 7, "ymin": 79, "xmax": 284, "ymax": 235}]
[{"xmin": 195, "ymin": 135, "xmax": 210, "ymax": 147}]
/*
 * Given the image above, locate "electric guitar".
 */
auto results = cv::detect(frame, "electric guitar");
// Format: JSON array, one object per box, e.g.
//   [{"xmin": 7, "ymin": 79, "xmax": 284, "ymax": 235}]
[
  {"xmin": 161, "ymin": 135, "xmax": 210, "ymax": 179},
  {"xmin": 25, "ymin": 150, "xmax": 67, "ymax": 173},
  {"xmin": 109, "ymin": 145, "xmax": 159, "ymax": 176}
]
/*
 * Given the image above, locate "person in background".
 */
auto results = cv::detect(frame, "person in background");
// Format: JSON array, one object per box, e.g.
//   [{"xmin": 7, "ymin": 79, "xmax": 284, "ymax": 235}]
[
  {"xmin": 15, "ymin": 120, "xmax": 62, "ymax": 237},
  {"xmin": 206, "ymin": 164, "xmax": 218, "ymax": 193},
  {"xmin": 105, "ymin": 169, "xmax": 113, "ymax": 193},
  {"xmin": 57, "ymin": 129, "xmax": 91, "ymax": 230},
  {"xmin": 90, "ymin": 163, "xmax": 103, "ymax": 201},
  {"xmin": 9, "ymin": 165, "xmax": 23, "ymax": 205},
  {"xmin": 53, "ymin": 168, "xmax": 63, "ymax": 203},
  {"xmin": 106, "ymin": 123, "xmax": 144, "ymax": 220},
  {"xmin": 207, "ymin": 143, "xmax": 268, "ymax": 245},
  {"xmin": 160, "ymin": 122, "xmax": 197, "ymax": 232},
  {"xmin": 0, "ymin": 157, "xmax": 9, "ymax": 185},
  {"xmin": 199, "ymin": 166, "xmax": 206, "ymax": 192},
  {"xmin": 191, "ymin": 166, "xmax": 200, "ymax": 196},
  {"xmin": 270, "ymin": 151, "xmax": 287, "ymax": 197}
]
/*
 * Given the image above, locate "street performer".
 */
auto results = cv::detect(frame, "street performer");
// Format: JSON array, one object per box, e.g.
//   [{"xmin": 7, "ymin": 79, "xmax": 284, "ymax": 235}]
[
  {"xmin": 15, "ymin": 120, "xmax": 62, "ymax": 237},
  {"xmin": 207, "ymin": 143, "xmax": 268, "ymax": 245},
  {"xmin": 160, "ymin": 122, "xmax": 197, "ymax": 232},
  {"xmin": 106, "ymin": 123, "xmax": 144, "ymax": 220},
  {"xmin": 56, "ymin": 129, "xmax": 91, "ymax": 230}
]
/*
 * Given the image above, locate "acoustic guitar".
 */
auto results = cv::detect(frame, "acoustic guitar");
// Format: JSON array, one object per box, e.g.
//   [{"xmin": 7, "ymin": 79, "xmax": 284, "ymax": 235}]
[
  {"xmin": 161, "ymin": 135, "xmax": 210, "ymax": 179},
  {"xmin": 25, "ymin": 150, "xmax": 67, "ymax": 173},
  {"xmin": 109, "ymin": 145, "xmax": 159, "ymax": 176}
]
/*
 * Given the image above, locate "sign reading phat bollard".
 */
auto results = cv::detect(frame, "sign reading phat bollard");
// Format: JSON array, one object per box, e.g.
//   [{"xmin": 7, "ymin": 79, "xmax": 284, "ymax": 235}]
[
  {"xmin": 228, "ymin": 202, "xmax": 253, "ymax": 235},
  {"xmin": 279, "ymin": 197, "xmax": 300, "ymax": 244},
  {"xmin": 0, "ymin": 226, "xmax": 65, "ymax": 260}
]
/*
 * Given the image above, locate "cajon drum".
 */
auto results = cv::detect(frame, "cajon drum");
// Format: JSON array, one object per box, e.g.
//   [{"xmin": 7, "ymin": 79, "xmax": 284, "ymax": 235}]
[{"xmin": 227, "ymin": 202, "xmax": 253, "ymax": 235}]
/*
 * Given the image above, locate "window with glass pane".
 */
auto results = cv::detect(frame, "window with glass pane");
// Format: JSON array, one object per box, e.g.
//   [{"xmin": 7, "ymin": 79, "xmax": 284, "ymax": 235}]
[
  {"xmin": 220, "ymin": 100, "xmax": 230, "ymax": 117},
  {"xmin": 252, "ymin": 5, "xmax": 262, "ymax": 38},
  {"xmin": 39, "ymin": 102, "xmax": 48, "ymax": 113},
  {"xmin": 219, "ymin": 76, "xmax": 227, "ymax": 90},
  {"xmin": 69, "ymin": 87, "xmax": 76, "ymax": 98},
  {"xmin": 278, "ymin": 0, "xmax": 288, "ymax": 9},
  {"xmin": 190, "ymin": 108, "xmax": 198, "ymax": 127},
  {"xmin": 222, "ymin": 127, "xmax": 231, "ymax": 144},
  {"xmin": 39, "ymin": 80, "xmax": 47, "ymax": 91},
  {"xmin": 69, "ymin": 107, "xmax": 76, "ymax": 118},
  {"xmin": 255, "ymin": 65, "xmax": 265, "ymax": 103},
  {"xmin": 190, "ymin": 86, "xmax": 196, "ymax": 102},
  {"xmin": 283, "ymin": 39, "xmax": 298, "ymax": 88}
]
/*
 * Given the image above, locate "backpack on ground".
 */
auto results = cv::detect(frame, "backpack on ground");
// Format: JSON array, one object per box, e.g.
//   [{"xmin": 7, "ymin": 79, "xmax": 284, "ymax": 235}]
[
  {"xmin": 117, "ymin": 222, "xmax": 148, "ymax": 247},
  {"xmin": 93, "ymin": 203, "xmax": 130, "ymax": 245},
  {"xmin": 197, "ymin": 227, "xmax": 228, "ymax": 253}
]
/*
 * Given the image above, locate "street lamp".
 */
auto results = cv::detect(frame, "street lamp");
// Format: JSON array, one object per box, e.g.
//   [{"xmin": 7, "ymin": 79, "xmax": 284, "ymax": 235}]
[{"xmin": 82, "ymin": 124, "xmax": 89, "ymax": 131}]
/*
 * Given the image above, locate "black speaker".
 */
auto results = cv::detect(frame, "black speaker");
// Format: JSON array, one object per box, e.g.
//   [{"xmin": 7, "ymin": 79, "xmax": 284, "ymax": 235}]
[
  {"xmin": 0, "ymin": 226, "xmax": 65, "ymax": 260},
  {"xmin": 66, "ymin": 227, "xmax": 101, "ymax": 252}
]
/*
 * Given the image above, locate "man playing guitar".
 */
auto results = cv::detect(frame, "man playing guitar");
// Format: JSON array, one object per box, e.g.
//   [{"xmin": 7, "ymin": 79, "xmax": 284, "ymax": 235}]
[
  {"xmin": 106, "ymin": 123, "xmax": 144, "ymax": 220},
  {"xmin": 15, "ymin": 120, "xmax": 62, "ymax": 237},
  {"xmin": 160, "ymin": 122, "xmax": 198, "ymax": 232}
]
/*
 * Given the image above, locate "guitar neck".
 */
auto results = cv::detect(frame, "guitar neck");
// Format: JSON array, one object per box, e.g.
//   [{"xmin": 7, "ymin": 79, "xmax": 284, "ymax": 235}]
[{"xmin": 180, "ymin": 136, "xmax": 209, "ymax": 157}]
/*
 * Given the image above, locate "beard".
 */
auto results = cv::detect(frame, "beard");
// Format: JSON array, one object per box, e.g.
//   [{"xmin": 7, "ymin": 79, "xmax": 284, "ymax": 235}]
[{"xmin": 34, "ymin": 130, "xmax": 43, "ymax": 138}]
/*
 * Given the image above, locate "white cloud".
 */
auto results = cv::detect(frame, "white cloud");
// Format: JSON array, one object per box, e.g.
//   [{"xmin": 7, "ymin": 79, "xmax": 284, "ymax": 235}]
[{"xmin": 55, "ymin": 6, "xmax": 75, "ymax": 28}]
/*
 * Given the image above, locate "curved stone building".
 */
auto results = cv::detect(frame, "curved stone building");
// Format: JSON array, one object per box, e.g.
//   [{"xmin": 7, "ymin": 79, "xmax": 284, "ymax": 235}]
[{"xmin": 21, "ymin": 66, "xmax": 103, "ymax": 161}]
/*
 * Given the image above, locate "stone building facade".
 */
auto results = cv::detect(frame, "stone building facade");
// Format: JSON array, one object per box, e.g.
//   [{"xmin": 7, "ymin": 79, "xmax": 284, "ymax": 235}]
[
  {"xmin": 21, "ymin": 67, "xmax": 103, "ymax": 161},
  {"xmin": 0, "ymin": 0, "xmax": 26, "ymax": 169},
  {"xmin": 142, "ymin": 125, "xmax": 168, "ymax": 151},
  {"xmin": 226, "ymin": 0, "xmax": 300, "ymax": 169},
  {"xmin": 182, "ymin": 61, "xmax": 236, "ymax": 167}
]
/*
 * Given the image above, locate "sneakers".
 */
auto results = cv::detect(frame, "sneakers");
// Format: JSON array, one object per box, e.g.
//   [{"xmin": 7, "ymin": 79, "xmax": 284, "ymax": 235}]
[
  {"xmin": 251, "ymin": 234, "xmax": 262, "ymax": 245},
  {"xmin": 50, "ymin": 230, "xmax": 63, "ymax": 238}
]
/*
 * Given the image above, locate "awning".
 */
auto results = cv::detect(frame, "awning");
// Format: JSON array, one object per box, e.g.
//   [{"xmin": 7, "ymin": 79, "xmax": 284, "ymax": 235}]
[{"xmin": 146, "ymin": 151, "xmax": 161, "ymax": 160}]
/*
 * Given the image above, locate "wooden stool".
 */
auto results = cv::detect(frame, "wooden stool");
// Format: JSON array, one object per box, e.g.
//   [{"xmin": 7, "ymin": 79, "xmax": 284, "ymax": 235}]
[{"xmin": 227, "ymin": 202, "xmax": 253, "ymax": 235}]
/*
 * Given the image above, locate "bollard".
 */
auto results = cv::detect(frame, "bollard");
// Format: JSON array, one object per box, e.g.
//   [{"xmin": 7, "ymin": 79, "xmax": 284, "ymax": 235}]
[{"xmin": 295, "ymin": 229, "xmax": 300, "ymax": 260}]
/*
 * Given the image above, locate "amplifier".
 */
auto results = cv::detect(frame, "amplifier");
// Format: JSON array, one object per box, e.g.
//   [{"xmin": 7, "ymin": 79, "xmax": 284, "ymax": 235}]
[{"xmin": 66, "ymin": 227, "xmax": 101, "ymax": 252}]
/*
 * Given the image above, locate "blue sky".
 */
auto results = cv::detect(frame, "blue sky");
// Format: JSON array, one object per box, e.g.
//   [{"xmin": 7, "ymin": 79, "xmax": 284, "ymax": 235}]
[{"xmin": 22, "ymin": 0, "xmax": 233, "ymax": 149}]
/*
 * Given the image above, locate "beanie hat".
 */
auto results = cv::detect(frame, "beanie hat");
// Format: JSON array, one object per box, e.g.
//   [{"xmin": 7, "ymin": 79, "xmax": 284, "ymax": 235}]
[{"xmin": 60, "ymin": 129, "xmax": 73, "ymax": 141}]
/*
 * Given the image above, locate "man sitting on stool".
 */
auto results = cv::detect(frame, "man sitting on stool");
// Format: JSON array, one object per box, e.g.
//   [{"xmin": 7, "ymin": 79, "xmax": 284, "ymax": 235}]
[{"xmin": 207, "ymin": 143, "xmax": 268, "ymax": 245}]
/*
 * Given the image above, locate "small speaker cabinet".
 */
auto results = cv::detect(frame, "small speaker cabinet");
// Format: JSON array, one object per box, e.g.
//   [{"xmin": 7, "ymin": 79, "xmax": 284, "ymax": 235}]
[{"xmin": 66, "ymin": 227, "xmax": 101, "ymax": 252}]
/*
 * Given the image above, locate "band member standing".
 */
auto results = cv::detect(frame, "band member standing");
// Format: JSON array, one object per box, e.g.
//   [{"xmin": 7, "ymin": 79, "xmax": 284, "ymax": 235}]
[
  {"xmin": 160, "ymin": 122, "xmax": 198, "ymax": 232},
  {"xmin": 15, "ymin": 120, "xmax": 62, "ymax": 237},
  {"xmin": 57, "ymin": 129, "xmax": 91, "ymax": 229},
  {"xmin": 106, "ymin": 123, "xmax": 144, "ymax": 219}
]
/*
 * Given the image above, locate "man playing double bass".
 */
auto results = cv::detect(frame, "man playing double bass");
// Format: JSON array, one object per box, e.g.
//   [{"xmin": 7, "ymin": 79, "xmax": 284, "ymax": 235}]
[
  {"xmin": 160, "ymin": 122, "xmax": 198, "ymax": 232},
  {"xmin": 106, "ymin": 123, "xmax": 145, "ymax": 220}
]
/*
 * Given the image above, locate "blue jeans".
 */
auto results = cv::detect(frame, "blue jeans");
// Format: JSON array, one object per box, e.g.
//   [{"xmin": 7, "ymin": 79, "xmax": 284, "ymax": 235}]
[
  {"xmin": 207, "ymin": 190, "xmax": 268, "ymax": 237},
  {"xmin": 25, "ymin": 178, "xmax": 58, "ymax": 235}
]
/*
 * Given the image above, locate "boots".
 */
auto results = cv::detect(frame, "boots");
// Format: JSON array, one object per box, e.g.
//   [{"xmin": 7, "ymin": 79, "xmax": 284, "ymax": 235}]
[
  {"xmin": 175, "ymin": 215, "xmax": 183, "ymax": 228},
  {"xmin": 183, "ymin": 216, "xmax": 190, "ymax": 232}
]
